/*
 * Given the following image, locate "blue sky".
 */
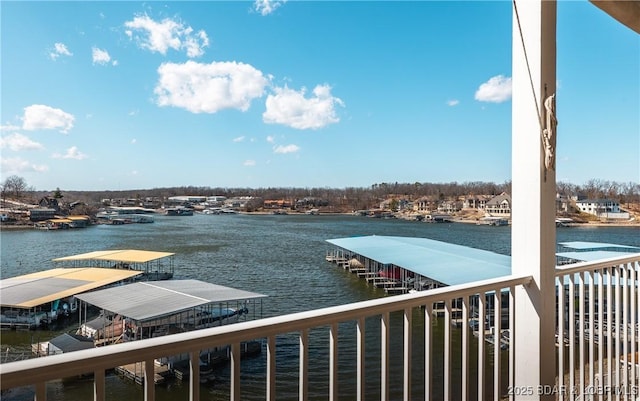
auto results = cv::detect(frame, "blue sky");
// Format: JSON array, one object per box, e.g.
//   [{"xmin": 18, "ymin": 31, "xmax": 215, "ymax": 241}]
[{"xmin": 1, "ymin": 1, "xmax": 638, "ymax": 191}]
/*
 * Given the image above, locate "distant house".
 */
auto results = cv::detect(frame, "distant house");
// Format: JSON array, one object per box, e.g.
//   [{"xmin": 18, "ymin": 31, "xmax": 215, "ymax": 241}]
[
  {"xmin": 295, "ymin": 197, "xmax": 329, "ymax": 208},
  {"xmin": 29, "ymin": 208, "xmax": 56, "ymax": 221},
  {"xmin": 263, "ymin": 199, "xmax": 293, "ymax": 209},
  {"xmin": 575, "ymin": 199, "xmax": 629, "ymax": 219},
  {"xmin": 379, "ymin": 198, "xmax": 409, "ymax": 212},
  {"xmin": 485, "ymin": 193, "xmax": 511, "ymax": 216},
  {"xmin": 224, "ymin": 196, "xmax": 256, "ymax": 210},
  {"xmin": 463, "ymin": 195, "xmax": 491, "ymax": 210},
  {"xmin": 413, "ymin": 196, "xmax": 436, "ymax": 213},
  {"xmin": 38, "ymin": 196, "xmax": 60, "ymax": 211},
  {"xmin": 437, "ymin": 200, "xmax": 462, "ymax": 214}
]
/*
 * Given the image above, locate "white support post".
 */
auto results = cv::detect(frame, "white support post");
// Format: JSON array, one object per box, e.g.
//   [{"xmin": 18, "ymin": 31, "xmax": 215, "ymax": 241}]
[{"xmin": 511, "ymin": 0, "xmax": 557, "ymax": 399}]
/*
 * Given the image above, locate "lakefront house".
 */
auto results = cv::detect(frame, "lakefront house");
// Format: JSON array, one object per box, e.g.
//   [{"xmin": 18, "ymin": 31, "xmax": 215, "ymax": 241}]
[{"xmin": 576, "ymin": 198, "xmax": 630, "ymax": 220}]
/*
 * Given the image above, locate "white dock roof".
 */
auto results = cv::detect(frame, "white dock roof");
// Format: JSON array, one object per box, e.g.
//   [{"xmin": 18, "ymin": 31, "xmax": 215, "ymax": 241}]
[
  {"xmin": 559, "ymin": 241, "xmax": 640, "ymax": 251},
  {"xmin": 0, "ymin": 268, "xmax": 142, "ymax": 308},
  {"xmin": 75, "ymin": 279, "xmax": 266, "ymax": 322}
]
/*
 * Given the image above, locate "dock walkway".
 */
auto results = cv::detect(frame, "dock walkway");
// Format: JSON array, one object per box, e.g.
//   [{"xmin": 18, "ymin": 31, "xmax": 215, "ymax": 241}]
[
  {"xmin": 115, "ymin": 361, "xmax": 171, "ymax": 384},
  {"xmin": 326, "ymin": 251, "xmax": 412, "ymax": 294}
]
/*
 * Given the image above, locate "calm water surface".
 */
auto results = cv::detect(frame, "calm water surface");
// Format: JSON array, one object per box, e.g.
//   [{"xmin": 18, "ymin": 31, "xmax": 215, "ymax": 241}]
[{"xmin": 1, "ymin": 215, "xmax": 638, "ymax": 400}]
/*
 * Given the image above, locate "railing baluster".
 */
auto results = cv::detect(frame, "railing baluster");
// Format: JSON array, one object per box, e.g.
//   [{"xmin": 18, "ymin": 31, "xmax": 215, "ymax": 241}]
[
  {"xmin": 424, "ymin": 302, "xmax": 433, "ymax": 401},
  {"xmin": 579, "ymin": 272, "xmax": 585, "ymax": 398},
  {"xmin": 477, "ymin": 291, "xmax": 485, "ymax": 401},
  {"xmin": 615, "ymin": 267, "xmax": 621, "ymax": 401},
  {"xmin": 607, "ymin": 267, "xmax": 613, "ymax": 396},
  {"xmin": 231, "ymin": 342, "xmax": 241, "ymax": 401},
  {"xmin": 145, "ymin": 358, "xmax": 156, "ymax": 401},
  {"xmin": 569, "ymin": 273, "xmax": 576, "ymax": 401},
  {"xmin": 623, "ymin": 265, "xmax": 629, "ymax": 401},
  {"xmin": 94, "ymin": 369, "xmax": 105, "ymax": 401},
  {"xmin": 493, "ymin": 288, "xmax": 501, "ymax": 401},
  {"xmin": 462, "ymin": 296, "xmax": 469, "ymax": 401},
  {"xmin": 444, "ymin": 300, "xmax": 451, "ymax": 401},
  {"xmin": 631, "ymin": 263, "xmax": 637, "ymax": 394},
  {"xmin": 558, "ymin": 275, "xmax": 565, "ymax": 401},
  {"xmin": 299, "ymin": 329, "xmax": 308, "ymax": 401},
  {"xmin": 597, "ymin": 268, "xmax": 604, "ymax": 401},
  {"xmin": 589, "ymin": 270, "xmax": 595, "ymax": 399},
  {"xmin": 404, "ymin": 307, "xmax": 412, "ymax": 401},
  {"xmin": 508, "ymin": 286, "xmax": 515, "ymax": 401},
  {"xmin": 267, "ymin": 335, "xmax": 276, "ymax": 401},
  {"xmin": 381, "ymin": 313, "xmax": 389, "ymax": 401}
]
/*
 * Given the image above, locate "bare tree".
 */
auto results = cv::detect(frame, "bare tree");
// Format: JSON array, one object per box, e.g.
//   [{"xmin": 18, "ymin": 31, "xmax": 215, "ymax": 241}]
[{"xmin": 2, "ymin": 175, "xmax": 29, "ymax": 199}]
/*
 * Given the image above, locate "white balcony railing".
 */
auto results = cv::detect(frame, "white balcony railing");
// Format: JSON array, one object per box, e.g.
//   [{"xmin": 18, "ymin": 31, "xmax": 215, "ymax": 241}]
[
  {"xmin": 555, "ymin": 254, "xmax": 640, "ymax": 401},
  {"xmin": 1, "ymin": 254, "xmax": 638, "ymax": 401}
]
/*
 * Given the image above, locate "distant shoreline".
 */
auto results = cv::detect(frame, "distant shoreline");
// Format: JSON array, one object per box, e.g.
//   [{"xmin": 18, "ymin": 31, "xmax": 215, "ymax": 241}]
[{"xmin": 1, "ymin": 214, "xmax": 638, "ymax": 230}]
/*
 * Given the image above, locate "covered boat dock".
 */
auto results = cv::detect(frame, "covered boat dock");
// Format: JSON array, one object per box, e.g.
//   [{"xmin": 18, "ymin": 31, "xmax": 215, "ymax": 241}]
[
  {"xmin": 74, "ymin": 279, "xmax": 267, "ymax": 385},
  {"xmin": 0, "ymin": 268, "xmax": 142, "ymax": 329},
  {"xmin": 556, "ymin": 241, "xmax": 640, "ymax": 265},
  {"xmin": 326, "ymin": 236, "xmax": 640, "ymax": 293},
  {"xmin": 52, "ymin": 249, "xmax": 176, "ymax": 280},
  {"xmin": 326, "ymin": 235, "xmax": 512, "ymax": 294},
  {"xmin": 74, "ymin": 279, "xmax": 267, "ymax": 344}
]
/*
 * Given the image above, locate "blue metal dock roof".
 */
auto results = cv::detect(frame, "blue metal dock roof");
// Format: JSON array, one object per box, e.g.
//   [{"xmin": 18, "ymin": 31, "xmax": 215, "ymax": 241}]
[
  {"xmin": 556, "ymin": 251, "xmax": 637, "ymax": 263},
  {"xmin": 559, "ymin": 241, "xmax": 640, "ymax": 251},
  {"xmin": 326, "ymin": 235, "xmax": 511, "ymax": 286}
]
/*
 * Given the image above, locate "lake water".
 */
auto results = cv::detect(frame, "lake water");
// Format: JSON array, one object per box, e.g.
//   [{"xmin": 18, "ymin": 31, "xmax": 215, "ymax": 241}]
[{"xmin": 1, "ymin": 214, "xmax": 638, "ymax": 400}]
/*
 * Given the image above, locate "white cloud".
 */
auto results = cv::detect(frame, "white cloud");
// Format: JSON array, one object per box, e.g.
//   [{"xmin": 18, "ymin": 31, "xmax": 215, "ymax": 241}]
[
  {"xmin": 233, "ymin": 136, "xmax": 246, "ymax": 142},
  {"xmin": 52, "ymin": 146, "xmax": 87, "ymax": 160},
  {"xmin": 124, "ymin": 14, "xmax": 209, "ymax": 58},
  {"xmin": 254, "ymin": 0, "xmax": 286, "ymax": 16},
  {"xmin": 475, "ymin": 75, "xmax": 512, "ymax": 103},
  {"xmin": 155, "ymin": 61, "xmax": 268, "ymax": 113},
  {"xmin": 0, "ymin": 157, "xmax": 48, "ymax": 174},
  {"xmin": 0, "ymin": 124, "xmax": 21, "ymax": 132},
  {"xmin": 50, "ymin": 42, "xmax": 73, "ymax": 60},
  {"xmin": 447, "ymin": 99, "xmax": 460, "ymax": 106},
  {"xmin": 92, "ymin": 47, "xmax": 114, "ymax": 65},
  {"xmin": 266, "ymin": 135, "xmax": 275, "ymax": 143},
  {"xmin": 263, "ymin": 84, "xmax": 344, "ymax": 130},
  {"xmin": 131, "ymin": 139, "xmax": 137, "ymax": 144},
  {"xmin": 273, "ymin": 144, "xmax": 299, "ymax": 154},
  {"xmin": 244, "ymin": 159, "xmax": 256, "ymax": 166},
  {"xmin": 0, "ymin": 133, "xmax": 44, "ymax": 151},
  {"xmin": 21, "ymin": 104, "xmax": 75, "ymax": 133}
]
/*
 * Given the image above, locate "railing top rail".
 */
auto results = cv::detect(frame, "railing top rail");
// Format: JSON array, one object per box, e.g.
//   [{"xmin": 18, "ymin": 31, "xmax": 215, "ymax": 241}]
[
  {"xmin": 0, "ymin": 273, "xmax": 532, "ymax": 389},
  {"xmin": 555, "ymin": 252, "xmax": 640, "ymax": 276}
]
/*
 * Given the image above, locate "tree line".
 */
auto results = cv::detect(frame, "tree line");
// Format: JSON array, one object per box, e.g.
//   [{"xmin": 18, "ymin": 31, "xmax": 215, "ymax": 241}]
[{"xmin": 1, "ymin": 175, "xmax": 639, "ymax": 211}]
